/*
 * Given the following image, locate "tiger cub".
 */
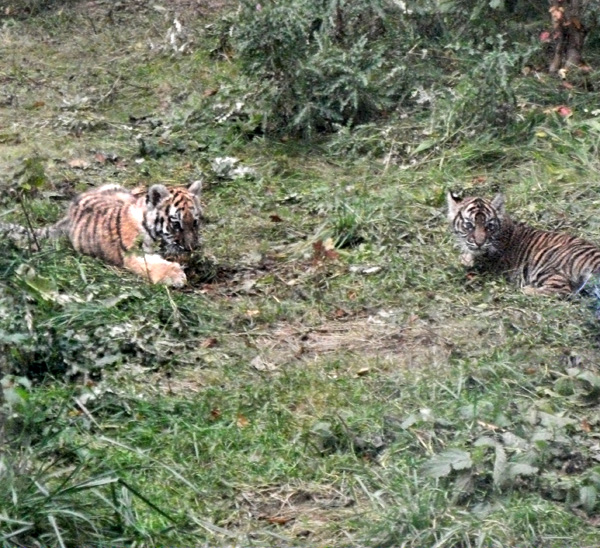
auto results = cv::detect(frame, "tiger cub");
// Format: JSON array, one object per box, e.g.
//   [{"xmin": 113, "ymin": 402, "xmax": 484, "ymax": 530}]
[
  {"xmin": 447, "ymin": 192, "xmax": 600, "ymax": 296},
  {"xmin": 0, "ymin": 182, "xmax": 203, "ymax": 287}
]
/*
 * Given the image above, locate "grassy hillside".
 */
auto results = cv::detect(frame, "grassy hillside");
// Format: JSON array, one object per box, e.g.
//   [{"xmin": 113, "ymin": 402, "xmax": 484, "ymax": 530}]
[{"xmin": 2, "ymin": 2, "xmax": 600, "ymax": 546}]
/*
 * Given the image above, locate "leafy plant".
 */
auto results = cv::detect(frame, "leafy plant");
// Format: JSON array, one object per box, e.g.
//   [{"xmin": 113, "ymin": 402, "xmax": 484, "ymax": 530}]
[{"xmin": 230, "ymin": 0, "xmax": 411, "ymax": 135}]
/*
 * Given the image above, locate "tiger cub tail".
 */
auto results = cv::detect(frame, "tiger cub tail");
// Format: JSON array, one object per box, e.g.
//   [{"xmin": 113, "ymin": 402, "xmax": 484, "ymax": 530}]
[{"xmin": 0, "ymin": 217, "xmax": 69, "ymax": 248}]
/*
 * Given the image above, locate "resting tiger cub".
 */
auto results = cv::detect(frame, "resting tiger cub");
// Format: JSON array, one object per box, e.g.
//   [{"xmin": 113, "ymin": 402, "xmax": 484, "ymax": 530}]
[
  {"xmin": 447, "ymin": 192, "xmax": 600, "ymax": 296},
  {"xmin": 0, "ymin": 182, "xmax": 203, "ymax": 287}
]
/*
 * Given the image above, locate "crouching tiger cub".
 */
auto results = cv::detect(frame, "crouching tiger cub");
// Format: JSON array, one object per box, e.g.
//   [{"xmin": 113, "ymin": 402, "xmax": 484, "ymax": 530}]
[
  {"xmin": 447, "ymin": 192, "xmax": 600, "ymax": 296},
  {"xmin": 0, "ymin": 181, "xmax": 203, "ymax": 287}
]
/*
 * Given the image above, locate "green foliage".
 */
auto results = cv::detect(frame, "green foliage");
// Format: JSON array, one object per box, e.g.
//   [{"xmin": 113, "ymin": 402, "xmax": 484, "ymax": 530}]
[
  {"xmin": 4, "ymin": 2, "xmax": 600, "ymax": 547},
  {"xmin": 431, "ymin": 36, "xmax": 534, "ymax": 141},
  {"xmin": 0, "ymin": 256, "xmax": 222, "ymax": 379},
  {"xmin": 226, "ymin": 0, "xmax": 552, "ymax": 137},
  {"xmin": 12, "ymin": 155, "xmax": 47, "ymax": 194},
  {"xmin": 0, "ymin": 387, "xmax": 185, "ymax": 546},
  {"xmin": 231, "ymin": 0, "xmax": 411, "ymax": 135}
]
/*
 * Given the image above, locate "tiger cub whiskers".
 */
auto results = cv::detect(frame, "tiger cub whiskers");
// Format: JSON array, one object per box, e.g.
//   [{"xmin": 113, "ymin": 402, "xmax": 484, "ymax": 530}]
[
  {"xmin": 447, "ymin": 192, "xmax": 600, "ymax": 296},
  {"xmin": 0, "ymin": 182, "xmax": 203, "ymax": 287}
]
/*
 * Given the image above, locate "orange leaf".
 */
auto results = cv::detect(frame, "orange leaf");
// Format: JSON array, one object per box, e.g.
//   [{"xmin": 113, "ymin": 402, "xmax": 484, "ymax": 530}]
[
  {"xmin": 266, "ymin": 515, "xmax": 292, "ymax": 525},
  {"xmin": 236, "ymin": 414, "xmax": 250, "ymax": 428}
]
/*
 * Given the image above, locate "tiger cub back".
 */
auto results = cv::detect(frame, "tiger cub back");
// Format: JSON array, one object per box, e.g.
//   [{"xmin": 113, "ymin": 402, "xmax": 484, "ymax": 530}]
[{"xmin": 447, "ymin": 192, "xmax": 600, "ymax": 296}]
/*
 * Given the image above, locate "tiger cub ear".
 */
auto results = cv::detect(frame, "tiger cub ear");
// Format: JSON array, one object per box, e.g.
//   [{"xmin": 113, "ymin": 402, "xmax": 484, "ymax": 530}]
[
  {"xmin": 447, "ymin": 191, "xmax": 463, "ymax": 219},
  {"xmin": 188, "ymin": 180, "xmax": 203, "ymax": 198},
  {"xmin": 491, "ymin": 193, "xmax": 505, "ymax": 214},
  {"xmin": 147, "ymin": 184, "xmax": 170, "ymax": 207}
]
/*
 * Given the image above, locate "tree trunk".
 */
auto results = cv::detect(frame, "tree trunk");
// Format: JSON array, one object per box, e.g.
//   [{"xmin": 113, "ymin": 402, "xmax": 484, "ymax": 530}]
[{"xmin": 548, "ymin": 0, "xmax": 586, "ymax": 74}]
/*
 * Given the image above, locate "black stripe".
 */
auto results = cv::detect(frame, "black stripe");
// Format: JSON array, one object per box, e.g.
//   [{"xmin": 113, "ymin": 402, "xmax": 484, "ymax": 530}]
[{"xmin": 115, "ymin": 206, "xmax": 128, "ymax": 252}]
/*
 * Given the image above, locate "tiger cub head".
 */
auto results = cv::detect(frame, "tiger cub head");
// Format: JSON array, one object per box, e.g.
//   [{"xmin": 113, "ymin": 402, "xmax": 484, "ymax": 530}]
[
  {"xmin": 447, "ymin": 192, "xmax": 506, "ymax": 257},
  {"xmin": 145, "ymin": 180, "xmax": 203, "ymax": 255}
]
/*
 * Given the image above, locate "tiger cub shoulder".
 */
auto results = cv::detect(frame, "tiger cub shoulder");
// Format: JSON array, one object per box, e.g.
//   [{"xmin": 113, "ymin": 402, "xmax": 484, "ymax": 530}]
[{"xmin": 447, "ymin": 192, "xmax": 600, "ymax": 296}]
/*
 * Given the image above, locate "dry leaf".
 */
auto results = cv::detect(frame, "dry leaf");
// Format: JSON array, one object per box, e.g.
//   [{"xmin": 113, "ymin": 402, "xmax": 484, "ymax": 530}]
[
  {"xmin": 556, "ymin": 105, "xmax": 572, "ymax": 117},
  {"xmin": 313, "ymin": 240, "xmax": 339, "ymax": 263},
  {"xmin": 201, "ymin": 337, "xmax": 218, "ymax": 348},
  {"xmin": 67, "ymin": 158, "xmax": 90, "ymax": 169},
  {"xmin": 265, "ymin": 515, "xmax": 292, "ymax": 525},
  {"xmin": 237, "ymin": 414, "xmax": 250, "ymax": 428},
  {"xmin": 334, "ymin": 308, "xmax": 347, "ymax": 318}
]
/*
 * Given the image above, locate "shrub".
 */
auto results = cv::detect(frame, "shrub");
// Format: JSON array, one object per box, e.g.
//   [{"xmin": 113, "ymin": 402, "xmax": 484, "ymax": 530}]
[{"xmin": 230, "ymin": 0, "xmax": 413, "ymax": 135}]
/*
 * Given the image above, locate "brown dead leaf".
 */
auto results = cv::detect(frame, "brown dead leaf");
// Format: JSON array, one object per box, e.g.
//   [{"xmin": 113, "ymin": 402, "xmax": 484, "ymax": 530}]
[
  {"xmin": 269, "ymin": 214, "xmax": 284, "ymax": 223},
  {"xmin": 312, "ymin": 240, "xmax": 340, "ymax": 263},
  {"xmin": 581, "ymin": 419, "xmax": 592, "ymax": 433},
  {"xmin": 264, "ymin": 515, "xmax": 293, "ymax": 525},
  {"xmin": 32, "ymin": 100, "xmax": 45, "ymax": 109},
  {"xmin": 334, "ymin": 308, "xmax": 347, "ymax": 318},
  {"xmin": 237, "ymin": 414, "xmax": 250, "ymax": 428},
  {"xmin": 94, "ymin": 153, "xmax": 107, "ymax": 164},
  {"xmin": 67, "ymin": 158, "xmax": 90, "ymax": 169},
  {"xmin": 210, "ymin": 408, "xmax": 221, "ymax": 420},
  {"xmin": 200, "ymin": 337, "xmax": 218, "ymax": 348},
  {"xmin": 203, "ymin": 87, "xmax": 219, "ymax": 97}
]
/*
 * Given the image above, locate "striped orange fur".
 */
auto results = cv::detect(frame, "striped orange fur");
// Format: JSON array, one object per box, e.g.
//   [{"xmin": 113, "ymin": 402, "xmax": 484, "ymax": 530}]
[
  {"xmin": 1, "ymin": 182, "xmax": 203, "ymax": 287},
  {"xmin": 447, "ymin": 192, "xmax": 600, "ymax": 296}
]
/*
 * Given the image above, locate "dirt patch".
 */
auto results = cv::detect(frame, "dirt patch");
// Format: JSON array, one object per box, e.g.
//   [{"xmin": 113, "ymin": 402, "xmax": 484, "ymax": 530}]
[
  {"xmin": 250, "ymin": 314, "xmax": 456, "ymax": 372},
  {"xmin": 233, "ymin": 483, "xmax": 357, "ymax": 541}
]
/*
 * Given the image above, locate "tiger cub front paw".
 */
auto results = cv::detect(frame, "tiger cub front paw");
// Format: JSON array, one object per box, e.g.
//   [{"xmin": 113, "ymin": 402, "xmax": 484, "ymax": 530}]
[
  {"xmin": 460, "ymin": 252, "xmax": 475, "ymax": 267},
  {"xmin": 149, "ymin": 260, "xmax": 187, "ymax": 287},
  {"xmin": 159, "ymin": 263, "xmax": 187, "ymax": 288}
]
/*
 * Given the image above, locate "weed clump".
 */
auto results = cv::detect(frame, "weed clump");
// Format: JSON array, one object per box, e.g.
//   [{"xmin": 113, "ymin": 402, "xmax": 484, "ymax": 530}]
[{"xmin": 229, "ymin": 0, "xmax": 411, "ymax": 136}]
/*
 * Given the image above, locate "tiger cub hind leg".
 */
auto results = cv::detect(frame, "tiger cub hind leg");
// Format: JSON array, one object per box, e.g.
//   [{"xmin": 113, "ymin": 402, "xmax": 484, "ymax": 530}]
[
  {"xmin": 123, "ymin": 254, "xmax": 187, "ymax": 287},
  {"xmin": 522, "ymin": 273, "xmax": 573, "ymax": 297}
]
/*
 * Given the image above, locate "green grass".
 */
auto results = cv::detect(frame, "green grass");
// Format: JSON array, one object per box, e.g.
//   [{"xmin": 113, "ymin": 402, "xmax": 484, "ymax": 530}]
[{"xmin": 3, "ymin": 2, "xmax": 600, "ymax": 547}]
